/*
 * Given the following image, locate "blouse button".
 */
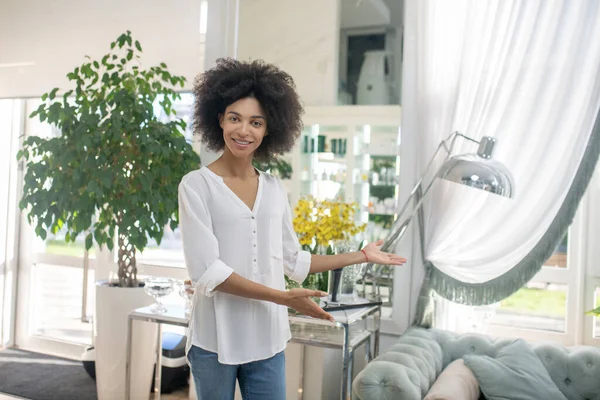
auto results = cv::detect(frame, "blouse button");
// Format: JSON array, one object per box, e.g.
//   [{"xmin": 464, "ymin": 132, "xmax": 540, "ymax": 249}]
[
  {"xmin": 251, "ymin": 216, "xmax": 255, "ymax": 219},
  {"xmin": 253, "ymin": 230, "xmax": 256, "ymax": 234}
]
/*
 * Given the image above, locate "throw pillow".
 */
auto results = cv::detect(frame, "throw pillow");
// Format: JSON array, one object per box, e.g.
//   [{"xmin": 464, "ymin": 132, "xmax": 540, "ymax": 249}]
[
  {"xmin": 463, "ymin": 339, "xmax": 567, "ymax": 400},
  {"xmin": 424, "ymin": 358, "xmax": 480, "ymax": 400}
]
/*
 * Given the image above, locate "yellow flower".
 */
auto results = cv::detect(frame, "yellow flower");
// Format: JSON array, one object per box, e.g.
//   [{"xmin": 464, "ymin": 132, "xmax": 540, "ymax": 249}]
[{"xmin": 292, "ymin": 196, "xmax": 366, "ymax": 251}]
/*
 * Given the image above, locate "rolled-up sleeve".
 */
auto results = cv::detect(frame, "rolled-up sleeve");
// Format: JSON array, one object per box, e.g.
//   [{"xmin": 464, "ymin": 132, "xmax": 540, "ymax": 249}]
[
  {"xmin": 280, "ymin": 185, "xmax": 312, "ymax": 284},
  {"xmin": 178, "ymin": 177, "xmax": 234, "ymax": 297}
]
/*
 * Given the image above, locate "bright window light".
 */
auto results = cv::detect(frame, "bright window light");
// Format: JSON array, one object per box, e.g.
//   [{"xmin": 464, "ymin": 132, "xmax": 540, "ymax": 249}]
[{"xmin": 199, "ymin": 1, "xmax": 208, "ymax": 34}]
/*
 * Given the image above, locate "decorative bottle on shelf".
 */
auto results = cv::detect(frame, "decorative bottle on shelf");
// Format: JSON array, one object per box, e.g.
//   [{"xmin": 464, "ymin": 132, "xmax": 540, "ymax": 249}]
[
  {"xmin": 301, "ymin": 167, "xmax": 309, "ymax": 181},
  {"xmin": 317, "ymin": 135, "xmax": 326, "ymax": 152}
]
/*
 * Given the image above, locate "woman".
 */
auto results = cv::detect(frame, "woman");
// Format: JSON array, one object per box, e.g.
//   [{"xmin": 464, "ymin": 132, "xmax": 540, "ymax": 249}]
[{"xmin": 178, "ymin": 58, "xmax": 406, "ymax": 400}]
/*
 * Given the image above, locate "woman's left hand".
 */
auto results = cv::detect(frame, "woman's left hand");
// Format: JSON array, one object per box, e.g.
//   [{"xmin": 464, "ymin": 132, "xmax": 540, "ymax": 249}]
[{"xmin": 361, "ymin": 239, "xmax": 407, "ymax": 266}]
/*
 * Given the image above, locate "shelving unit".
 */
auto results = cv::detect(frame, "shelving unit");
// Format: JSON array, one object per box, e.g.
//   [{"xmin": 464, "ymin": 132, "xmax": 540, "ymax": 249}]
[{"xmin": 285, "ymin": 105, "xmax": 402, "ymax": 243}]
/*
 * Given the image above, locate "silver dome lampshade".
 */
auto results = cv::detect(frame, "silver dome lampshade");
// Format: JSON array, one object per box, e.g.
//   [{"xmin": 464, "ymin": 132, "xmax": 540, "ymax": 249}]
[{"xmin": 436, "ymin": 137, "xmax": 515, "ymax": 198}]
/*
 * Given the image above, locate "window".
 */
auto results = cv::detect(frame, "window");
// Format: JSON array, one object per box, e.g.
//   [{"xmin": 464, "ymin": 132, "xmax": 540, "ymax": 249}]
[
  {"xmin": 545, "ymin": 232, "xmax": 568, "ymax": 269},
  {"xmin": 490, "ymin": 283, "xmax": 567, "ymax": 333},
  {"xmin": 594, "ymin": 286, "xmax": 600, "ymax": 339},
  {"xmin": 30, "ymin": 263, "xmax": 94, "ymax": 345},
  {"xmin": 137, "ymin": 93, "xmax": 194, "ymax": 268},
  {"xmin": 438, "ymin": 232, "xmax": 572, "ymax": 336},
  {"xmin": 35, "ymin": 229, "xmax": 96, "ymax": 259}
]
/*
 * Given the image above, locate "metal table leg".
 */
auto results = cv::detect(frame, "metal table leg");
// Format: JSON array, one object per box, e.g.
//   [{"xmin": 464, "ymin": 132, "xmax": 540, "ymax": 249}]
[
  {"xmin": 365, "ymin": 334, "xmax": 372, "ymax": 363},
  {"xmin": 154, "ymin": 323, "xmax": 163, "ymax": 399},
  {"xmin": 125, "ymin": 315, "xmax": 133, "ymax": 400},
  {"xmin": 374, "ymin": 308, "xmax": 381, "ymax": 357},
  {"xmin": 341, "ymin": 323, "xmax": 350, "ymax": 400},
  {"xmin": 347, "ymin": 347, "xmax": 354, "ymax": 400}
]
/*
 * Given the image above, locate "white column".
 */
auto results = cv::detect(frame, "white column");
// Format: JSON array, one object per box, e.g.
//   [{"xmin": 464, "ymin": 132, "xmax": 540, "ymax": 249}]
[
  {"xmin": 199, "ymin": 0, "xmax": 240, "ymax": 167},
  {"xmin": 392, "ymin": 0, "xmax": 419, "ymax": 332}
]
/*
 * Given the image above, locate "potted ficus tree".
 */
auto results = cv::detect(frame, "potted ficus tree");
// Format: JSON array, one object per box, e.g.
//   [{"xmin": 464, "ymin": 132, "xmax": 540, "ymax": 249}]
[{"xmin": 18, "ymin": 31, "xmax": 199, "ymax": 399}]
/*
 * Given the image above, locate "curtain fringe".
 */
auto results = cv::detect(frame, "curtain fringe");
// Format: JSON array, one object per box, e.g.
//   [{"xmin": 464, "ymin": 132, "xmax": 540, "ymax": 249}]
[{"xmin": 414, "ymin": 104, "xmax": 600, "ymax": 325}]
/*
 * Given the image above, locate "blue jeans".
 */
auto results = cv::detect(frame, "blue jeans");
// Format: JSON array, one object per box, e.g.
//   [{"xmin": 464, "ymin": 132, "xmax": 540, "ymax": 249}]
[{"xmin": 187, "ymin": 345, "xmax": 286, "ymax": 400}]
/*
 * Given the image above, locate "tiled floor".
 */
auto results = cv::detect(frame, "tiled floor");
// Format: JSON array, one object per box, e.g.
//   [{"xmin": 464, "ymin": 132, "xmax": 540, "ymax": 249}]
[
  {"xmin": 0, "ymin": 388, "xmax": 190, "ymax": 400},
  {"xmin": 164, "ymin": 387, "xmax": 191, "ymax": 399}
]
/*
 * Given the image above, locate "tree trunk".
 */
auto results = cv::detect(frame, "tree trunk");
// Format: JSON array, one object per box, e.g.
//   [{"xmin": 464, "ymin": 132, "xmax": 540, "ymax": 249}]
[{"xmin": 117, "ymin": 234, "xmax": 137, "ymax": 287}]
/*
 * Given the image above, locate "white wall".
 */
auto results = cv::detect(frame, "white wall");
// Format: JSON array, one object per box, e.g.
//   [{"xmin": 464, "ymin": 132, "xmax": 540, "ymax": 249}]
[
  {"xmin": 0, "ymin": 0, "xmax": 204, "ymax": 98},
  {"xmin": 237, "ymin": 0, "xmax": 340, "ymax": 106},
  {"xmin": 341, "ymin": 0, "xmax": 390, "ymax": 29}
]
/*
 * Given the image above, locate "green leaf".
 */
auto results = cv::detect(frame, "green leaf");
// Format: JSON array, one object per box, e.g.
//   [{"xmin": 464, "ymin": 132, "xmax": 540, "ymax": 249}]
[
  {"xmin": 99, "ymin": 171, "xmax": 113, "ymax": 189},
  {"xmin": 85, "ymin": 233, "xmax": 93, "ymax": 250},
  {"xmin": 586, "ymin": 306, "xmax": 600, "ymax": 316},
  {"xmin": 87, "ymin": 180, "xmax": 101, "ymax": 195},
  {"xmin": 93, "ymin": 61, "xmax": 99, "ymax": 69},
  {"xmin": 135, "ymin": 40, "xmax": 142, "ymax": 52},
  {"xmin": 49, "ymin": 88, "xmax": 59, "ymax": 100},
  {"xmin": 35, "ymin": 225, "xmax": 47, "ymax": 241},
  {"xmin": 160, "ymin": 62, "xmax": 167, "ymax": 68}
]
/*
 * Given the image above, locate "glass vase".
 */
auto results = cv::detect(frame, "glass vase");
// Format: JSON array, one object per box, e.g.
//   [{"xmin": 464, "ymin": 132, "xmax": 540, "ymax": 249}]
[{"xmin": 328, "ymin": 241, "xmax": 359, "ymax": 303}]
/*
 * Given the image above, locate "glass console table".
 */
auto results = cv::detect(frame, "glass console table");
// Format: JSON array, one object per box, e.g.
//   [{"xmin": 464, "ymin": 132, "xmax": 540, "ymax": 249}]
[{"xmin": 125, "ymin": 298, "xmax": 381, "ymax": 400}]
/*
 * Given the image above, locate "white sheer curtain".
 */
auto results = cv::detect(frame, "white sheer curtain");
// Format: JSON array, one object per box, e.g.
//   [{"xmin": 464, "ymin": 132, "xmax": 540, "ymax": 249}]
[{"xmin": 401, "ymin": 0, "xmax": 600, "ymax": 314}]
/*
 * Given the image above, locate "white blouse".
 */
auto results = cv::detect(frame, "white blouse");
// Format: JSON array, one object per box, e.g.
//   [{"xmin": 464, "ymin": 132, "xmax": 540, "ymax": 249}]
[{"xmin": 178, "ymin": 166, "xmax": 312, "ymax": 365}]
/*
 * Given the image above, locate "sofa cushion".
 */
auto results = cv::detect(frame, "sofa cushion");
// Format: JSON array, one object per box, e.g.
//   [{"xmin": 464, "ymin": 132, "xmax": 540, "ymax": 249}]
[
  {"xmin": 387, "ymin": 343, "xmax": 438, "ymax": 385},
  {"xmin": 463, "ymin": 339, "xmax": 567, "ymax": 400},
  {"xmin": 423, "ymin": 359, "xmax": 480, "ymax": 400},
  {"xmin": 352, "ymin": 360, "xmax": 422, "ymax": 400},
  {"xmin": 534, "ymin": 344, "xmax": 600, "ymax": 400},
  {"xmin": 375, "ymin": 352, "xmax": 430, "ymax": 395}
]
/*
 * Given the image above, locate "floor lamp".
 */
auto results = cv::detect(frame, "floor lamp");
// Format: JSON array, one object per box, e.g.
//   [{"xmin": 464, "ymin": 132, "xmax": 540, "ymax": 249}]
[{"xmin": 361, "ymin": 131, "xmax": 516, "ymax": 299}]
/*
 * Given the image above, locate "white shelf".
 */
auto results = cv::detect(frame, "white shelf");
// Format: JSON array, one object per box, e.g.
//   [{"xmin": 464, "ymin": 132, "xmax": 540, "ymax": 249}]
[{"xmin": 288, "ymin": 107, "xmax": 401, "ymax": 237}]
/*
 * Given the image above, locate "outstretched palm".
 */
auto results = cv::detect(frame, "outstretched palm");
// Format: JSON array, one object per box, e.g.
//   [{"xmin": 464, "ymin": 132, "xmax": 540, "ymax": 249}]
[{"xmin": 362, "ymin": 240, "xmax": 407, "ymax": 266}]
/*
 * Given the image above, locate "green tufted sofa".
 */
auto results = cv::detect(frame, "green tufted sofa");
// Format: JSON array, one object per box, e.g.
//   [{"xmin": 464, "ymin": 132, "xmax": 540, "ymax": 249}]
[{"xmin": 352, "ymin": 326, "xmax": 600, "ymax": 400}]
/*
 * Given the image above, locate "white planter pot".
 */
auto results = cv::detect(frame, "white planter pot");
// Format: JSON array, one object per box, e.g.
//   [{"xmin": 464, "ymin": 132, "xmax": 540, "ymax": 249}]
[{"xmin": 95, "ymin": 280, "xmax": 157, "ymax": 400}]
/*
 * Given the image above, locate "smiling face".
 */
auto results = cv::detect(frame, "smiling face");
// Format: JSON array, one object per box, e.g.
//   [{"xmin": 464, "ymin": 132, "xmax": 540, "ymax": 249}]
[{"xmin": 218, "ymin": 97, "xmax": 267, "ymax": 160}]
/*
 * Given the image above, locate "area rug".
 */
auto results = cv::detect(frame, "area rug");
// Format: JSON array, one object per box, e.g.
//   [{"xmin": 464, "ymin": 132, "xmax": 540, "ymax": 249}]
[{"xmin": 0, "ymin": 348, "xmax": 97, "ymax": 400}]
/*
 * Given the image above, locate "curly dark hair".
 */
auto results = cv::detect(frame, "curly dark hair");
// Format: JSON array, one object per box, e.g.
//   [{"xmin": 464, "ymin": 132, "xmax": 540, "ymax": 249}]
[{"xmin": 192, "ymin": 58, "xmax": 304, "ymax": 161}]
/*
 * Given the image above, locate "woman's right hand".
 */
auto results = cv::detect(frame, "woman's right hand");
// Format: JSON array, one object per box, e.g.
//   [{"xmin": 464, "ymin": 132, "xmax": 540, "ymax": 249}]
[{"xmin": 279, "ymin": 288, "xmax": 334, "ymax": 322}]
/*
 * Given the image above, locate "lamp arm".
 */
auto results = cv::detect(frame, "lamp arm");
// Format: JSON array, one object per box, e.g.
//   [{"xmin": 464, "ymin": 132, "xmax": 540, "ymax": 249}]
[
  {"xmin": 380, "ymin": 134, "xmax": 455, "ymax": 246},
  {"xmin": 385, "ymin": 130, "xmax": 478, "ymax": 241},
  {"xmin": 378, "ymin": 160, "xmax": 444, "ymax": 253},
  {"xmin": 451, "ymin": 132, "xmax": 480, "ymax": 146}
]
